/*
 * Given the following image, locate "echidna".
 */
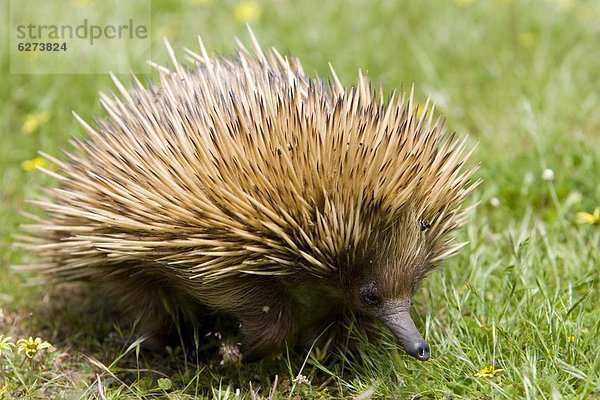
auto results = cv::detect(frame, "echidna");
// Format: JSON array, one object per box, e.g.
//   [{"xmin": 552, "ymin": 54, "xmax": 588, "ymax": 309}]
[{"xmin": 21, "ymin": 31, "xmax": 478, "ymax": 362}]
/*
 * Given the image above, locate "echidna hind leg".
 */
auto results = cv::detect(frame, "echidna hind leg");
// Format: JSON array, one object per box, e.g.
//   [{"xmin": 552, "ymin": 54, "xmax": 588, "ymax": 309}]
[{"xmin": 99, "ymin": 267, "xmax": 203, "ymax": 352}]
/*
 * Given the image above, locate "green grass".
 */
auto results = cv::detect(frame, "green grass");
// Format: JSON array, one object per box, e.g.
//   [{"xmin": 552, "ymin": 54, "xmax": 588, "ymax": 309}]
[{"xmin": 1, "ymin": 0, "xmax": 599, "ymax": 398}]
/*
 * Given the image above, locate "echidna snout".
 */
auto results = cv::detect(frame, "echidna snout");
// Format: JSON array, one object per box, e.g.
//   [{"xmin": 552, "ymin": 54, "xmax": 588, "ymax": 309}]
[{"xmin": 380, "ymin": 309, "xmax": 430, "ymax": 361}]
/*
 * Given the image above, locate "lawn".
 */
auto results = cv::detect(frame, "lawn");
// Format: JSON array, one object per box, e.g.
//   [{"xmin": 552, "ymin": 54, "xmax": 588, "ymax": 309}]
[{"xmin": 0, "ymin": 0, "xmax": 599, "ymax": 398}]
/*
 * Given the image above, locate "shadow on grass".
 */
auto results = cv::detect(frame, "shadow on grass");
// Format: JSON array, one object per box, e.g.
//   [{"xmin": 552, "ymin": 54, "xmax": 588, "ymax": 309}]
[{"xmin": 13, "ymin": 283, "xmax": 362, "ymax": 396}]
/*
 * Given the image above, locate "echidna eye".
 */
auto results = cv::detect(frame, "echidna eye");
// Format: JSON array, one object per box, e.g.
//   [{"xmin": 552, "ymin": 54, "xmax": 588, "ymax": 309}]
[
  {"xmin": 361, "ymin": 288, "xmax": 382, "ymax": 307},
  {"xmin": 419, "ymin": 220, "xmax": 431, "ymax": 231}
]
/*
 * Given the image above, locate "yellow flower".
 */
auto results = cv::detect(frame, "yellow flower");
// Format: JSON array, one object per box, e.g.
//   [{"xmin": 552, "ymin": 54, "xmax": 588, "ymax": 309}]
[
  {"xmin": 518, "ymin": 32, "xmax": 535, "ymax": 49},
  {"xmin": 454, "ymin": 0, "xmax": 476, "ymax": 6},
  {"xmin": 415, "ymin": 103, "xmax": 426, "ymax": 118},
  {"xmin": 17, "ymin": 337, "xmax": 53, "ymax": 358},
  {"xmin": 22, "ymin": 111, "xmax": 51, "ymax": 134},
  {"xmin": 576, "ymin": 208, "xmax": 600, "ymax": 225},
  {"xmin": 567, "ymin": 335, "xmax": 575, "ymax": 343},
  {"xmin": 475, "ymin": 365, "xmax": 503, "ymax": 378},
  {"xmin": 0, "ymin": 335, "xmax": 15, "ymax": 356},
  {"xmin": 21, "ymin": 156, "xmax": 47, "ymax": 172},
  {"xmin": 553, "ymin": 0, "xmax": 574, "ymax": 10},
  {"xmin": 234, "ymin": 1, "xmax": 262, "ymax": 23}
]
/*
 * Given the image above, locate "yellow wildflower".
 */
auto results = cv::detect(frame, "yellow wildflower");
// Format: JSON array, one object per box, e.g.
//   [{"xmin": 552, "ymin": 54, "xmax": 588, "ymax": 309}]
[
  {"xmin": 553, "ymin": 0, "xmax": 574, "ymax": 10},
  {"xmin": 576, "ymin": 208, "xmax": 600, "ymax": 225},
  {"xmin": 0, "ymin": 383, "xmax": 8, "ymax": 397},
  {"xmin": 567, "ymin": 335, "xmax": 575, "ymax": 343},
  {"xmin": 415, "ymin": 103, "xmax": 426, "ymax": 118},
  {"xmin": 454, "ymin": 0, "xmax": 476, "ymax": 6},
  {"xmin": 234, "ymin": 1, "xmax": 262, "ymax": 23},
  {"xmin": 0, "ymin": 335, "xmax": 15, "ymax": 356},
  {"xmin": 17, "ymin": 337, "xmax": 53, "ymax": 358},
  {"xmin": 517, "ymin": 32, "xmax": 535, "ymax": 49},
  {"xmin": 22, "ymin": 111, "xmax": 51, "ymax": 134},
  {"xmin": 475, "ymin": 365, "xmax": 503, "ymax": 378},
  {"xmin": 21, "ymin": 156, "xmax": 47, "ymax": 172}
]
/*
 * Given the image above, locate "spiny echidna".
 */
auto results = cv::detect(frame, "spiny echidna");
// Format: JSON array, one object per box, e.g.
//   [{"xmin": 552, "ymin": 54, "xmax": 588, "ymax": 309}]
[{"xmin": 20, "ymin": 31, "xmax": 478, "ymax": 361}]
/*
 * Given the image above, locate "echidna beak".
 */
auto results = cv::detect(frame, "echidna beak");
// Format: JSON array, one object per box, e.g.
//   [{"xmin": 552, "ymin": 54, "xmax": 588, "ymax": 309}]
[{"xmin": 380, "ymin": 311, "xmax": 430, "ymax": 361}]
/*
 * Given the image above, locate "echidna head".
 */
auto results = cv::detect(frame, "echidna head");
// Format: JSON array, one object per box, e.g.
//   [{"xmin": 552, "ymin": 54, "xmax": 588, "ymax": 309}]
[{"xmin": 342, "ymin": 210, "xmax": 436, "ymax": 361}]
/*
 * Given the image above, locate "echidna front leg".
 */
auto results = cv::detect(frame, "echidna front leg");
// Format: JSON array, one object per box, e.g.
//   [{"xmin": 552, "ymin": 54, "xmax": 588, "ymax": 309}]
[
  {"xmin": 203, "ymin": 277, "xmax": 298, "ymax": 360},
  {"xmin": 238, "ymin": 298, "xmax": 297, "ymax": 360}
]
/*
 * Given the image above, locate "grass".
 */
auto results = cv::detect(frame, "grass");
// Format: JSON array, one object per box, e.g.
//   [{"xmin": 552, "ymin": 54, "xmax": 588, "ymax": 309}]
[{"xmin": 1, "ymin": 0, "xmax": 599, "ymax": 398}]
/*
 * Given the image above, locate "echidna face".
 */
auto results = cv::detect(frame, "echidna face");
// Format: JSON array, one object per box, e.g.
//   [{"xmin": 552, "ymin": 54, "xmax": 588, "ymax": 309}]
[
  {"xmin": 344, "ymin": 219, "xmax": 432, "ymax": 361},
  {"xmin": 350, "ymin": 275, "xmax": 430, "ymax": 361}
]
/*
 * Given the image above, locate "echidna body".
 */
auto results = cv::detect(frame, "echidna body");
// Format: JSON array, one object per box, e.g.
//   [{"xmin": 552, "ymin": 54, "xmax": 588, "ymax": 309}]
[{"xmin": 22, "ymin": 32, "xmax": 478, "ymax": 361}]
